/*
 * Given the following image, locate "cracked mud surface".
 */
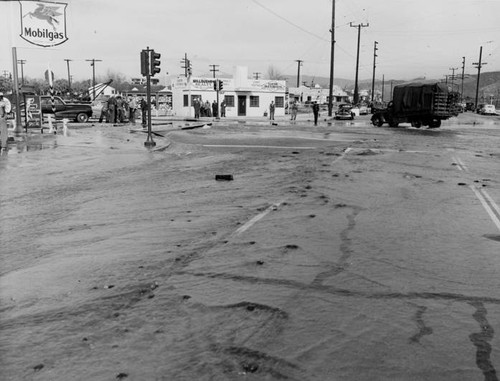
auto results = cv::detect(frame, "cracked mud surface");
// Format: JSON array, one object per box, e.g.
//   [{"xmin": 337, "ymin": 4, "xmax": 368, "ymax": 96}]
[{"xmin": 1, "ymin": 120, "xmax": 500, "ymax": 380}]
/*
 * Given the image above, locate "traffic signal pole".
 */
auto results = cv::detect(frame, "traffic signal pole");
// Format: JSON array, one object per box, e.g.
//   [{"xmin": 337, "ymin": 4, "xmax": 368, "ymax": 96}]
[{"xmin": 141, "ymin": 47, "xmax": 161, "ymax": 148}]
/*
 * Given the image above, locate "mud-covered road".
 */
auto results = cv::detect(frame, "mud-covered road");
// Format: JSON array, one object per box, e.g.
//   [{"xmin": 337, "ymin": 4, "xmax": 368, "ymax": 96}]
[{"xmin": 1, "ymin": 114, "xmax": 500, "ymax": 380}]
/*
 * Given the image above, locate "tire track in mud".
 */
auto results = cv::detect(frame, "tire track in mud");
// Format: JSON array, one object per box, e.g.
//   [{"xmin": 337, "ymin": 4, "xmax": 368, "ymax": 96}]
[
  {"xmin": 469, "ymin": 301, "xmax": 498, "ymax": 381},
  {"xmin": 408, "ymin": 305, "xmax": 433, "ymax": 344},
  {"xmin": 311, "ymin": 204, "xmax": 363, "ymax": 286},
  {"xmin": 178, "ymin": 270, "xmax": 500, "ymax": 306}
]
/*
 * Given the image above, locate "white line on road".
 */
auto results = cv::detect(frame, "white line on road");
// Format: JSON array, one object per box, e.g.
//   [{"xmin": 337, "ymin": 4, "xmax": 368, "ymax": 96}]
[
  {"xmin": 452, "ymin": 154, "xmax": 500, "ymax": 233},
  {"xmin": 469, "ymin": 186, "xmax": 500, "ymax": 232},
  {"xmin": 230, "ymin": 146, "xmax": 352, "ymax": 238},
  {"xmin": 233, "ymin": 200, "xmax": 286, "ymax": 236},
  {"xmin": 203, "ymin": 145, "xmax": 316, "ymax": 150}
]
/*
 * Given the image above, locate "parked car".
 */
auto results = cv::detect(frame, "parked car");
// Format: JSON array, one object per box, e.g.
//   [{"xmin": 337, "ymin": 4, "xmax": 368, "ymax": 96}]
[
  {"xmin": 479, "ymin": 104, "xmax": 497, "ymax": 115},
  {"xmin": 40, "ymin": 96, "xmax": 93, "ymax": 123},
  {"xmin": 357, "ymin": 104, "xmax": 369, "ymax": 115},
  {"xmin": 334, "ymin": 104, "xmax": 355, "ymax": 120}
]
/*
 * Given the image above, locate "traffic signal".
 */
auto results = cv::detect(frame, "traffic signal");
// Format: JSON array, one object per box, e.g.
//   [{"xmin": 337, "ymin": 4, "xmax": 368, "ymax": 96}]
[
  {"xmin": 150, "ymin": 50, "xmax": 161, "ymax": 76},
  {"xmin": 187, "ymin": 59, "xmax": 192, "ymax": 76},
  {"xmin": 219, "ymin": 79, "xmax": 223, "ymax": 91},
  {"xmin": 213, "ymin": 80, "xmax": 218, "ymax": 91},
  {"xmin": 140, "ymin": 50, "xmax": 149, "ymax": 77}
]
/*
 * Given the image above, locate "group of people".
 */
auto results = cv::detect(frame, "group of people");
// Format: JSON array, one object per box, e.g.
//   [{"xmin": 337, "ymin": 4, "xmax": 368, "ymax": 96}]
[
  {"xmin": 269, "ymin": 100, "xmax": 320, "ymax": 125},
  {"xmin": 99, "ymin": 94, "xmax": 149, "ymax": 126},
  {"xmin": 192, "ymin": 98, "xmax": 226, "ymax": 119}
]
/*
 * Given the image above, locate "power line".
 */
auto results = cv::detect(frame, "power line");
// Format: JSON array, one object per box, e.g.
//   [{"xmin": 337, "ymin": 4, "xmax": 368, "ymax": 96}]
[{"xmin": 251, "ymin": 0, "xmax": 328, "ymax": 41}]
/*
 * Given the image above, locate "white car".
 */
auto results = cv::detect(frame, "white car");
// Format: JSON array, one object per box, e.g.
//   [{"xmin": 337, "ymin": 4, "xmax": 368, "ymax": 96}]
[{"xmin": 480, "ymin": 104, "xmax": 497, "ymax": 115}]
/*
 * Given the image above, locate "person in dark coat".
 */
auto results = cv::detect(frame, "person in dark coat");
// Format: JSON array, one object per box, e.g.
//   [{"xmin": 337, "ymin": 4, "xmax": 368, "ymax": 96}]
[
  {"xmin": 140, "ymin": 96, "xmax": 148, "ymax": 127},
  {"xmin": 269, "ymin": 101, "xmax": 275, "ymax": 120},
  {"xmin": 107, "ymin": 96, "xmax": 117, "ymax": 123},
  {"xmin": 212, "ymin": 101, "xmax": 218, "ymax": 118},
  {"xmin": 193, "ymin": 98, "xmax": 201, "ymax": 119},
  {"xmin": 220, "ymin": 100, "xmax": 226, "ymax": 117},
  {"xmin": 312, "ymin": 102, "xmax": 320, "ymax": 126}
]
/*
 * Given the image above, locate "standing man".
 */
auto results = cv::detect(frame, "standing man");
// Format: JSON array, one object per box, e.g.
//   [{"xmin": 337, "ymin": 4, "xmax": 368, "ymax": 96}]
[
  {"xmin": 140, "ymin": 96, "xmax": 148, "ymax": 128},
  {"xmin": 0, "ymin": 92, "xmax": 12, "ymax": 149},
  {"xmin": 312, "ymin": 101, "xmax": 320, "ymax": 126},
  {"xmin": 269, "ymin": 100, "xmax": 275, "ymax": 120},
  {"xmin": 128, "ymin": 95, "xmax": 137, "ymax": 125},
  {"xmin": 193, "ymin": 98, "xmax": 201, "ymax": 119},
  {"xmin": 212, "ymin": 100, "xmax": 218, "ymax": 118},
  {"xmin": 220, "ymin": 99, "xmax": 226, "ymax": 117},
  {"xmin": 290, "ymin": 101, "xmax": 298, "ymax": 122}
]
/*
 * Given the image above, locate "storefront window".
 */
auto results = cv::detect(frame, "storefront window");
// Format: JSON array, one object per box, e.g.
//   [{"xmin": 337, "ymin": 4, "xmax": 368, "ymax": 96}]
[
  {"xmin": 250, "ymin": 96, "xmax": 259, "ymax": 107},
  {"xmin": 275, "ymin": 96, "xmax": 284, "ymax": 108},
  {"xmin": 183, "ymin": 94, "xmax": 188, "ymax": 107},
  {"xmin": 225, "ymin": 95, "xmax": 235, "ymax": 107}
]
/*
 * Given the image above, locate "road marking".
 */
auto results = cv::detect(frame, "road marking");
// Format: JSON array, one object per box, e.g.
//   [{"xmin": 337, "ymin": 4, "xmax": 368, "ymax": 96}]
[
  {"xmin": 203, "ymin": 144, "xmax": 316, "ymax": 150},
  {"xmin": 452, "ymin": 156, "xmax": 468, "ymax": 171},
  {"xmin": 453, "ymin": 154, "xmax": 500, "ymax": 233},
  {"xmin": 231, "ymin": 147, "xmax": 351, "ymax": 238},
  {"xmin": 233, "ymin": 200, "xmax": 286, "ymax": 236},
  {"xmin": 469, "ymin": 186, "xmax": 500, "ymax": 232}
]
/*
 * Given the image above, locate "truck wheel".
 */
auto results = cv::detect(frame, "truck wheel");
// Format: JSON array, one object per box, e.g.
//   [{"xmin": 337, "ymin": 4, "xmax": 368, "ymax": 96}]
[
  {"xmin": 371, "ymin": 115, "xmax": 383, "ymax": 127},
  {"xmin": 411, "ymin": 120, "xmax": 422, "ymax": 128},
  {"xmin": 76, "ymin": 113, "xmax": 89, "ymax": 123},
  {"xmin": 429, "ymin": 119, "xmax": 441, "ymax": 128}
]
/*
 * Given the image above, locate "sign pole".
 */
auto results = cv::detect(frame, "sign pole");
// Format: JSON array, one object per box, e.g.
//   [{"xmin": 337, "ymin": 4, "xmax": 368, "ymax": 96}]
[
  {"xmin": 144, "ymin": 47, "xmax": 155, "ymax": 147},
  {"xmin": 12, "ymin": 47, "xmax": 23, "ymax": 133}
]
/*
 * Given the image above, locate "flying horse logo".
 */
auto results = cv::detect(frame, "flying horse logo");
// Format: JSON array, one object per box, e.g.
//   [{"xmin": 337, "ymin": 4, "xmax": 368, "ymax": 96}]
[
  {"xmin": 19, "ymin": 1, "xmax": 68, "ymax": 47},
  {"xmin": 23, "ymin": 3, "xmax": 62, "ymax": 31}
]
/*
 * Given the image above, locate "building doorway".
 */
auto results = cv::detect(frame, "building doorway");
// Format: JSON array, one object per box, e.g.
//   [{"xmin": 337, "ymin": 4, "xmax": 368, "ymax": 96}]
[{"xmin": 238, "ymin": 95, "xmax": 246, "ymax": 116}]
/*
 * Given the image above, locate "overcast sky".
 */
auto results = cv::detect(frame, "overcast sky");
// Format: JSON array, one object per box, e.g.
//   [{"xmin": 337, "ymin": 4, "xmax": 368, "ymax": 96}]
[{"xmin": 1, "ymin": 0, "xmax": 499, "ymax": 85}]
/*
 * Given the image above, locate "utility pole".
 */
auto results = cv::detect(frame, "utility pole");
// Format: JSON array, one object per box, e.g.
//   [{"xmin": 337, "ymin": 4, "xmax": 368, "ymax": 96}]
[
  {"xmin": 295, "ymin": 60, "xmax": 303, "ymax": 87},
  {"xmin": 460, "ymin": 57, "xmax": 465, "ymax": 102},
  {"xmin": 472, "ymin": 46, "xmax": 487, "ymax": 110},
  {"xmin": 327, "ymin": 0, "xmax": 336, "ymax": 116},
  {"xmin": 449, "ymin": 67, "xmax": 458, "ymax": 91},
  {"xmin": 64, "ymin": 59, "xmax": 72, "ymax": 93},
  {"xmin": 253, "ymin": 72, "xmax": 261, "ymax": 80},
  {"xmin": 85, "ymin": 58, "xmax": 102, "ymax": 101},
  {"xmin": 17, "ymin": 59, "xmax": 26, "ymax": 86},
  {"xmin": 209, "ymin": 64, "xmax": 219, "ymax": 78},
  {"xmin": 381, "ymin": 74, "xmax": 385, "ymax": 102},
  {"xmin": 350, "ymin": 22, "xmax": 369, "ymax": 104},
  {"xmin": 371, "ymin": 41, "xmax": 378, "ymax": 102}
]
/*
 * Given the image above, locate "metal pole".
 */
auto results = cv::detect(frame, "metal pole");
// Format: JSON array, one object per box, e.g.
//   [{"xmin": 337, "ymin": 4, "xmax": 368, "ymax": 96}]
[
  {"xmin": 473, "ymin": 46, "xmax": 487, "ymax": 110},
  {"xmin": 144, "ymin": 47, "xmax": 155, "ymax": 147},
  {"xmin": 328, "ymin": 0, "xmax": 335, "ymax": 116},
  {"xmin": 381, "ymin": 74, "xmax": 384, "ymax": 102},
  {"xmin": 461, "ymin": 57, "xmax": 465, "ymax": 102},
  {"xmin": 65, "ymin": 59, "xmax": 72, "ymax": 93},
  {"xmin": 371, "ymin": 41, "xmax": 378, "ymax": 102},
  {"xmin": 295, "ymin": 60, "xmax": 302, "ymax": 88},
  {"xmin": 12, "ymin": 47, "xmax": 22, "ymax": 133},
  {"xmin": 350, "ymin": 23, "xmax": 369, "ymax": 105}
]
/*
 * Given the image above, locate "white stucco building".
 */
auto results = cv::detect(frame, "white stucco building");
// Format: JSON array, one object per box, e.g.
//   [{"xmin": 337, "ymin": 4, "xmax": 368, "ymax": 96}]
[
  {"xmin": 289, "ymin": 84, "xmax": 348, "ymax": 104},
  {"xmin": 171, "ymin": 66, "xmax": 287, "ymax": 118}
]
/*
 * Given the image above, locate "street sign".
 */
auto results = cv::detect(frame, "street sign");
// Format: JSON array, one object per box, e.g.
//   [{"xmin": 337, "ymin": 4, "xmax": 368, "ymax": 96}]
[{"xmin": 19, "ymin": 1, "xmax": 69, "ymax": 47}]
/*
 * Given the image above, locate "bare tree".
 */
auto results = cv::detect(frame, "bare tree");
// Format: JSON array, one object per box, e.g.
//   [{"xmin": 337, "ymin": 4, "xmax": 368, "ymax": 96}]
[{"xmin": 267, "ymin": 65, "xmax": 285, "ymax": 80}]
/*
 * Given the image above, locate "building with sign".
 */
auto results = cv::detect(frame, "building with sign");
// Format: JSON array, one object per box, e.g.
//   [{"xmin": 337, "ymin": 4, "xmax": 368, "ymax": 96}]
[
  {"xmin": 171, "ymin": 66, "xmax": 287, "ymax": 118},
  {"xmin": 289, "ymin": 84, "xmax": 349, "ymax": 105}
]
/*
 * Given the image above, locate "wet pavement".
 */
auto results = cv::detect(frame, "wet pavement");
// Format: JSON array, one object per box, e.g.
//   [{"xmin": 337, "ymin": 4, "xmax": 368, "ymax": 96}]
[{"xmin": 1, "ymin": 113, "xmax": 500, "ymax": 380}]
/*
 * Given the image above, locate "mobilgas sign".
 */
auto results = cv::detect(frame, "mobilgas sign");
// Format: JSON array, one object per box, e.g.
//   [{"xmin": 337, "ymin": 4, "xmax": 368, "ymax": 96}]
[{"xmin": 19, "ymin": 1, "xmax": 68, "ymax": 47}]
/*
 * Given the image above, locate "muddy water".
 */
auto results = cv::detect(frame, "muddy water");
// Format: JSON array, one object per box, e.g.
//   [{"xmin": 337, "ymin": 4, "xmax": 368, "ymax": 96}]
[{"xmin": 1, "ymin": 122, "xmax": 500, "ymax": 380}]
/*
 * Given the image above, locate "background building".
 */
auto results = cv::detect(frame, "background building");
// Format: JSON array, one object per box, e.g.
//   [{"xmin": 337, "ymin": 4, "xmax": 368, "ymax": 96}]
[{"xmin": 171, "ymin": 66, "xmax": 287, "ymax": 118}]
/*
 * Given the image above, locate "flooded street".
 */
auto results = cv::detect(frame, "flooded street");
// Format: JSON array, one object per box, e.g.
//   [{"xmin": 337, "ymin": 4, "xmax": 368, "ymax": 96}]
[{"xmin": 1, "ymin": 115, "xmax": 500, "ymax": 380}]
